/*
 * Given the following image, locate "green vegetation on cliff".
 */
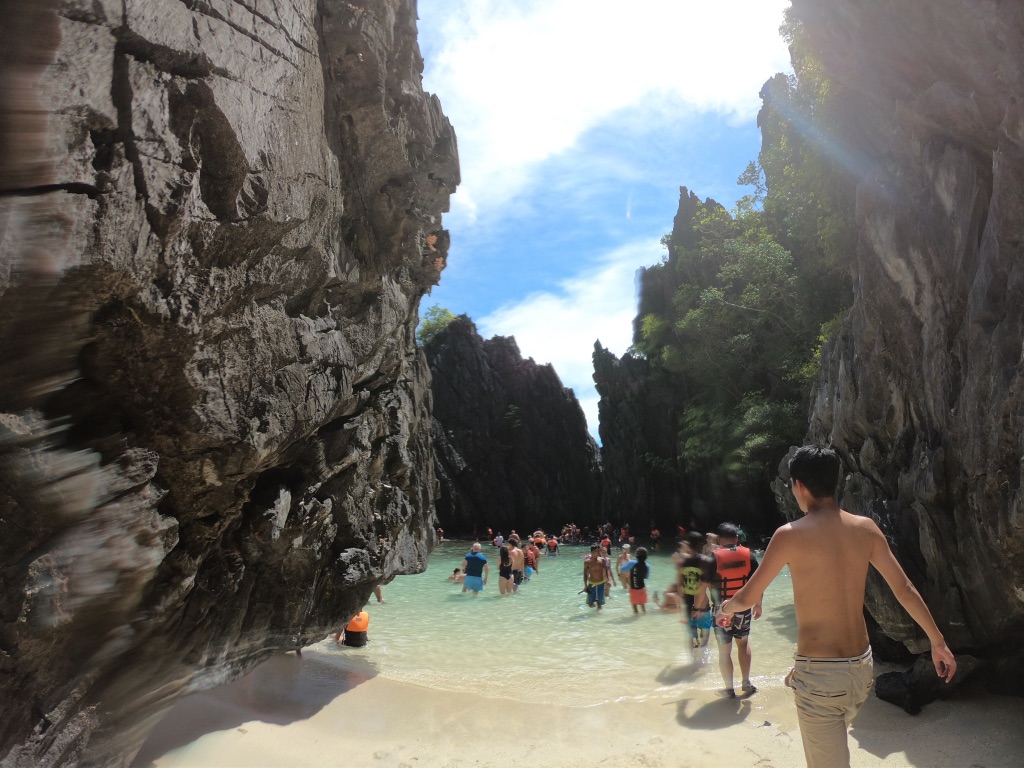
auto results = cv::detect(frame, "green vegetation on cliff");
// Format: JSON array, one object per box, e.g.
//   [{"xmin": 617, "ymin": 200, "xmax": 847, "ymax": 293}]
[
  {"xmin": 416, "ymin": 304, "xmax": 457, "ymax": 346},
  {"xmin": 632, "ymin": 11, "xmax": 854, "ymax": 489}
]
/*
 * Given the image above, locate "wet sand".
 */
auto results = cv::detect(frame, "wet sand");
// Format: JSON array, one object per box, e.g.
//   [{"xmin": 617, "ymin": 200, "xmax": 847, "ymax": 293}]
[{"xmin": 133, "ymin": 653, "xmax": 1024, "ymax": 768}]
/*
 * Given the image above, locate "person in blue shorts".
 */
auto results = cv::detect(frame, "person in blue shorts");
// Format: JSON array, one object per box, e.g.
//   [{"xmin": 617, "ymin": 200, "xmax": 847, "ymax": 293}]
[
  {"xmin": 461, "ymin": 542, "xmax": 489, "ymax": 594},
  {"xmin": 583, "ymin": 544, "xmax": 613, "ymax": 609},
  {"xmin": 677, "ymin": 531, "xmax": 715, "ymax": 659}
]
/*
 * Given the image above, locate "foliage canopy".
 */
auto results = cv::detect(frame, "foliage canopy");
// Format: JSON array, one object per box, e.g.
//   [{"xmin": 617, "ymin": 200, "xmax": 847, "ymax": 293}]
[
  {"xmin": 416, "ymin": 304, "xmax": 457, "ymax": 347},
  {"xmin": 632, "ymin": 10, "xmax": 855, "ymax": 489}
]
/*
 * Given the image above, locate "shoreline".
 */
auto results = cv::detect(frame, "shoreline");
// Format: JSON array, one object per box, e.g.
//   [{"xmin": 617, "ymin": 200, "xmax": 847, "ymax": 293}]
[{"xmin": 133, "ymin": 653, "xmax": 1024, "ymax": 768}]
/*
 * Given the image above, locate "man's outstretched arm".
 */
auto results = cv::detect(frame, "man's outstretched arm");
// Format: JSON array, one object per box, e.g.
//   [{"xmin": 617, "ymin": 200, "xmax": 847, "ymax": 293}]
[{"xmin": 868, "ymin": 522, "xmax": 956, "ymax": 682}]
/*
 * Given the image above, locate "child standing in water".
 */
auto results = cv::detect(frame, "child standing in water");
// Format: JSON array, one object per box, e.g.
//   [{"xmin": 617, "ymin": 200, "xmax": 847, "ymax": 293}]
[{"xmin": 628, "ymin": 547, "xmax": 650, "ymax": 614}]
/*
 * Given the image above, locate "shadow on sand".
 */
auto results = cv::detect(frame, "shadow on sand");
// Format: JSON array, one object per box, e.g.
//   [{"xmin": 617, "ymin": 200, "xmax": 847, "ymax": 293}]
[
  {"xmin": 131, "ymin": 651, "xmax": 377, "ymax": 766},
  {"xmin": 676, "ymin": 693, "xmax": 755, "ymax": 730}
]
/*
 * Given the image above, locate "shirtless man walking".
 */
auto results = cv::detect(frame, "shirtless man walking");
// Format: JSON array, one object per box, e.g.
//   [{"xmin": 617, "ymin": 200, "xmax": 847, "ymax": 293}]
[
  {"xmin": 508, "ymin": 536, "xmax": 526, "ymax": 592},
  {"xmin": 717, "ymin": 446, "xmax": 956, "ymax": 768},
  {"xmin": 583, "ymin": 544, "xmax": 614, "ymax": 609}
]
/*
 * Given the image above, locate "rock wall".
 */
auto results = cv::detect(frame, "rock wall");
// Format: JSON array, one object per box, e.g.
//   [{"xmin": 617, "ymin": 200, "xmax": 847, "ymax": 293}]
[
  {"xmin": 792, "ymin": 0, "xmax": 1024, "ymax": 665},
  {"xmin": 426, "ymin": 316, "xmax": 602, "ymax": 536},
  {"xmin": 0, "ymin": 0, "xmax": 457, "ymax": 764},
  {"xmin": 593, "ymin": 342, "xmax": 689, "ymax": 534}
]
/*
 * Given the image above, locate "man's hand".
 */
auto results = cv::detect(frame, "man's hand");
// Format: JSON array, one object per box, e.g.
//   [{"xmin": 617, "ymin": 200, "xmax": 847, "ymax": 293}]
[
  {"xmin": 753, "ymin": 602, "xmax": 763, "ymax": 620},
  {"xmin": 932, "ymin": 642, "xmax": 957, "ymax": 683},
  {"xmin": 715, "ymin": 601, "xmax": 733, "ymax": 629}
]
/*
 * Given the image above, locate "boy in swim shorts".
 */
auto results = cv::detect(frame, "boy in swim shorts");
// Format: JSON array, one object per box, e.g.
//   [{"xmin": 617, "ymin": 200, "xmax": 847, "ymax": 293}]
[
  {"xmin": 627, "ymin": 546, "xmax": 650, "ymax": 614},
  {"xmin": 583, "ymin": 544, "xmax": 612, "ymax": 609}
]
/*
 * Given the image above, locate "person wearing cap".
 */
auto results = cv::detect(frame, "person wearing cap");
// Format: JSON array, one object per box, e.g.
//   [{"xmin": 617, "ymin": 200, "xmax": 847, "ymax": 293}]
[
  {"xmin": 711, "ymin": 521, "xmax": 761, "ymax": 698},
  {"xmin": 716, "ymin": 445, "xmax": 956, "ymax": 768}
]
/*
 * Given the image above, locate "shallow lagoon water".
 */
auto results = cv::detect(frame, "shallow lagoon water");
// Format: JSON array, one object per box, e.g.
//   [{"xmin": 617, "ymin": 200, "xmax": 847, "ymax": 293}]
[{"xmin": 306, "ymin": 540, "xmax": 802, "ymax": 706}]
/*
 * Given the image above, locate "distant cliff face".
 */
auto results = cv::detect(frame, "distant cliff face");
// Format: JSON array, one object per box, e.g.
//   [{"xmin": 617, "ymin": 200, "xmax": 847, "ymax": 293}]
[
  {"xmin": 0, "ymin": 1, "xmax": 456, "ymax": 764},
  {"xmin": 792, "ymin": 0, "xmax": 1024, "ymax": 665},
  {"xmin": 594, "ymin": 189, "xmax": 788, "ymax": 538},
  {"xmin": 426, "ymin": 317, "xmax": 602, "ymax": 536},
  {"xmin": 593, "ymin": 343, "xmax": 689, "ymax": 533}
]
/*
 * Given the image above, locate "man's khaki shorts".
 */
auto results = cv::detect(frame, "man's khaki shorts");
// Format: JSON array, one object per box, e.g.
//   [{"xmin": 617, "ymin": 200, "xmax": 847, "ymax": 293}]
[{"xmin": 785, "ymin": 647, "xmax": 873, "ymax": 768}]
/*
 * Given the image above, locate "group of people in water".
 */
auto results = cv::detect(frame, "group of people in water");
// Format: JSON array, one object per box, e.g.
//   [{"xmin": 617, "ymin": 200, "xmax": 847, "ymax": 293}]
[
  {"xmin": 317, "ymin": 444, "xmax": 960, "ymax": 768},
  {"xmin": 453, "ymin": 532, "xmax": 547, "ymax": 595},
  {"xmin": 448, "ymin": 446, "xmax": 958, "ymax": 768},
  {"xmin": 451, "ymin": 520, "xmax": 761, "ymax": 698}
]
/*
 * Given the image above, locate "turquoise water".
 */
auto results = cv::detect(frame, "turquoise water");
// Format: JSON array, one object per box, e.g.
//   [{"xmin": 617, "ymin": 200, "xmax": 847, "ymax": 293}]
[{"xmin": 305, "ymin": 540, "xmax": 801, "ymax": 706}]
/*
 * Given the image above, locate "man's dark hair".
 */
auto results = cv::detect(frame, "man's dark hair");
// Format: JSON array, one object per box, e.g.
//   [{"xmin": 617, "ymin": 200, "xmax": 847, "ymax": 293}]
[
  {"xmin": 717, "ymin": 523, "xmax": 740, "ymax": 540},
  {"xmin": 788, "ymin": 445, "xmax": 842, "ymax": 499},
  {"xmin": 636, "ymin": 546, "xmax": 648, "ymax": 561},
  {"xmin": 684, "ymin": 531, "xmax": 705, "ymax": 549}
]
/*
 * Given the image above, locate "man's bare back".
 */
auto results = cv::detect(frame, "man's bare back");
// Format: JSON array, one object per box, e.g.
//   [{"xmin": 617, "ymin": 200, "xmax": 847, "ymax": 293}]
[
  {"xmin": 714, "ymin": 446, "xmax": 955, "ymax": 767},
  {"xmin": 509, "ymin": 543, "xmax": 525, "ymax": 571},
  {"xmin": 718, "ymin": 473, "xmax": 954, "ymax": 678},
  {"xmin": 770, "ymin": 508, "xmax": 877, "ymax": 657}
]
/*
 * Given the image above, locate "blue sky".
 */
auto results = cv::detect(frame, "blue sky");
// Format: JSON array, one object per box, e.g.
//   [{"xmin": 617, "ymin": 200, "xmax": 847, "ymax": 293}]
[{"xmin": 416, "ymin": 0, "xmax": 793, "ymax": 439}]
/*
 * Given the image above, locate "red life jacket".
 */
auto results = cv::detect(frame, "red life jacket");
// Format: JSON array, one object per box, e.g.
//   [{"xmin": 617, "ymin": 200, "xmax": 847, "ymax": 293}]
[
  {"xmin": 714, "ymin": 546, "xmax": 752, "ymax": 599},
  {"xmin": 346, "ymin": 611, "xmax": 369, "ymax": 632}
]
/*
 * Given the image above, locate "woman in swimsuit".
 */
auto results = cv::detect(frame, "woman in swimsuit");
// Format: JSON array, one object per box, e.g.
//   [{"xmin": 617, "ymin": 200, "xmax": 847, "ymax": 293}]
[{"xmin": 498, "ymin": 545, "xmax": 514, "ymax": 595}]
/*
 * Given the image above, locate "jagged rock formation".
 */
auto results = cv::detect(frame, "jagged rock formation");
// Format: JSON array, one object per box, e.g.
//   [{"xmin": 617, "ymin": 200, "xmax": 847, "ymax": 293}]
[
  {"xmin": 593, "ymin": 189, "xmax": 786, "ymax": 537},
  {"xmin": 426, "ymin": 316, "xmax": 602, "ymax": 536},
  {"xmin": 790, "ymin": 0, "xmax": 1024, "ymax": 677},
  {"xmin": 0, "ymin": 1, "xmax": 457, "ymax": 765},
  {"xmin": 593, "ymin": 343, "xmax": 688, "ymax": 532}
]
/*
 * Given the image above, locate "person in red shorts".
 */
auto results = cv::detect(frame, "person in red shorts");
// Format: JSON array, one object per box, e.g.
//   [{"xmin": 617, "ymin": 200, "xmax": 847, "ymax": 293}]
[{"xmin": 626, "ymin": 546, "xmax": 650, "ymax": 614}]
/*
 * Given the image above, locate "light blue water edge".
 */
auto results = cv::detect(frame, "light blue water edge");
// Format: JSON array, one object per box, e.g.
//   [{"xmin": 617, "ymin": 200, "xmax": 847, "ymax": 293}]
[{"xmin": 305, "ymin": 540, "xmax": 803, "ymax": 707}]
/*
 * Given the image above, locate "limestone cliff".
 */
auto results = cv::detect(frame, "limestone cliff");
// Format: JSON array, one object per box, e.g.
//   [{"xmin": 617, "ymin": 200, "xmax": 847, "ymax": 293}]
[
  {"xmin": 426, "ymin": 316, "xmax": 602, "ymax": 536},
  {"xmin": 0, "ymin": 0, "xmax": 457, "ymax": 764},
  {"xmin": 791, "ymin": 0, "xmax": 1024, "ymax": 676},
  {"xmin": 594, "ymin": 189, "xmax": 788, "ymax": 537},
  {"xmin": 593, "ymin": 343, "xmax": 689, "ymax": 533}
]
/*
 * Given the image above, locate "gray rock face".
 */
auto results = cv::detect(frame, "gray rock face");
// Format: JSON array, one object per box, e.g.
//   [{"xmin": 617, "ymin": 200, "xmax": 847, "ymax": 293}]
[
  {"xmin": 791, "ymin": 0, "xmax": 1024, "ymax": 659},
  {"xmin": 593, "ymin": 342, "xmax": 690, "ymax": 533},
  {"xmin": 426, "ymin": 317, "xmax": 602, "ymax": 536},
  {"xmin": 0, "ymin": 1, "xmax": 457, "ymax": 764}
]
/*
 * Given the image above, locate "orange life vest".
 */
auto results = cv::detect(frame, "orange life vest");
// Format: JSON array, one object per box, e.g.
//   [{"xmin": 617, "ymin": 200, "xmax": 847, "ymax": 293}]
[
  {"xmin": 346, "ymin": 611, "xmax": 369, "ymax": 632},
  {"xmin": 714, "ymin": 546, "xmax": 752, "ymax": 599}
]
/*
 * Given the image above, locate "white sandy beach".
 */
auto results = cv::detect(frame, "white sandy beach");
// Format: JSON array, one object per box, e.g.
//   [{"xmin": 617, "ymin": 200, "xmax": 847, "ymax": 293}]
[{"xmin": 133, "ymin": 653, "xmax": 1024, "ymax": 768}]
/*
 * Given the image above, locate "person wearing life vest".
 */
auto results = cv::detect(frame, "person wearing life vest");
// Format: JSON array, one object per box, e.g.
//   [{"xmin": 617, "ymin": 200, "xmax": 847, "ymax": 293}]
[
  {"xmin": 711, "ymin": 522, "xmax": 761, "ymax": 698},
  {"xmin": 334, "ymin": 610, "xmax": 370, "ymax": 647}
]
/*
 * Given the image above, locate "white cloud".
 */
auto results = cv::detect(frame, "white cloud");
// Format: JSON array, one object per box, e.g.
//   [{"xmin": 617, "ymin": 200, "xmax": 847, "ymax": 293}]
[
  {"xmin": 478, "ymin": 237, "xmax": 664, "ymax": 438},
  {"xmin": 421, "ymin": 0, "xmax": 792, "ymax": 219}
]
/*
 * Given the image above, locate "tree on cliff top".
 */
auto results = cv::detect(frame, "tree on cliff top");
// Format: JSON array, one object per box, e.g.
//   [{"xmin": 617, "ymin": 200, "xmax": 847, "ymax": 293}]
[{"xmin": 417, "ymin": 304, "xmax": 457, "ymax": 346}]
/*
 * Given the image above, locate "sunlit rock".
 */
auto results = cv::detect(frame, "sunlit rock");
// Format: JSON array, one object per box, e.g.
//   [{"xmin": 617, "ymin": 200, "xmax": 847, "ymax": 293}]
[{"xmin": 0, "ymin": 0, "xmax": 458, "ymax": 764}]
